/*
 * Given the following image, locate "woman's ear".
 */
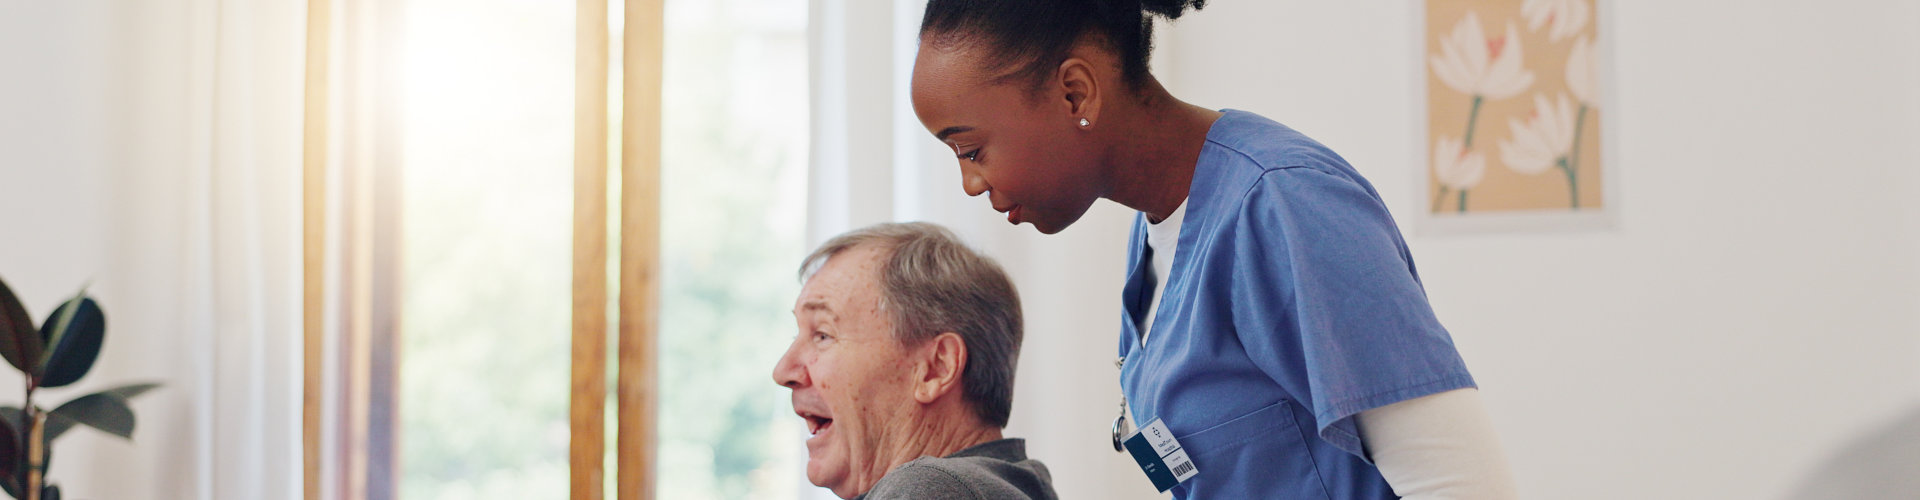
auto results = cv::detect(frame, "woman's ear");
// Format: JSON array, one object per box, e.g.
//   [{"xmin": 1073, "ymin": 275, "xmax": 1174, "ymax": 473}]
[
  {"xmin": 913, "ymin": 332, "xmax": 969, "ymax": 404},
  {"xmin": 1056, "ymin": 56, "xmax": 1102, "ymax": 129}
]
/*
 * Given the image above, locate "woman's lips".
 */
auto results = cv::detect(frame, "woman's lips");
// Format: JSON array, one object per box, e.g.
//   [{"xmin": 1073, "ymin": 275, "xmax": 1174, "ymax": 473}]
[{"xmin": 1007, "ymin": 205, "xmax": 1022, "ymax": 225}]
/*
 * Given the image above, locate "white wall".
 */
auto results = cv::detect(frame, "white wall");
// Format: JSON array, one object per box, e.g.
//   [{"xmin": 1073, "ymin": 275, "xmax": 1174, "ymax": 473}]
[
  {"xmin": 0, "ymin": 0, "xmax": 305, "ymax": 498},
  {"xmin": 1157, "ymin": 1, "xmax": 1920, "ymax": 498},
  {"xmin": 819, "ymin": 2, "xmax": 1920, "ymax": 498},
  {"xmin": 0, "ymin": 0, "xmax": 174, "ymax": 496},
  {"xmin": 11, "ymin": 1, "xmax": 1917, "ymax": 499}
]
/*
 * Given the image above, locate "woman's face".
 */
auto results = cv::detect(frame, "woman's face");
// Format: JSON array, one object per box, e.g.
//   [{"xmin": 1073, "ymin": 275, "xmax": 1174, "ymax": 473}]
[{"xmin": 910, "ymin": 43, "xmax": 1106, "ymax": 234}]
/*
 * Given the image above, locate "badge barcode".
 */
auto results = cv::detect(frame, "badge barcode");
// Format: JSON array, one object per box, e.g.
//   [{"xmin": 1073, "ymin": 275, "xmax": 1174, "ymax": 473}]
[{"xmin": 1171, "ymin": 460, "xmax": 1195, "ymax": 477}]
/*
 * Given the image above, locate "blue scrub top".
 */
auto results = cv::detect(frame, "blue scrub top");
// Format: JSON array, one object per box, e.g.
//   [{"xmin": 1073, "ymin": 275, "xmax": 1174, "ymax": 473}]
[{"xmin": 1117, "ymin": 110, "xmax": 1475, "ymax": 499}]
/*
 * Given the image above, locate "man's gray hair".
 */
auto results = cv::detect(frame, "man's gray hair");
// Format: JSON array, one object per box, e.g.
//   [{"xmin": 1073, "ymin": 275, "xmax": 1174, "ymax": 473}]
[{"xmin": 798, "ymin": 222, "xmax": 1023, "ymax": 428}]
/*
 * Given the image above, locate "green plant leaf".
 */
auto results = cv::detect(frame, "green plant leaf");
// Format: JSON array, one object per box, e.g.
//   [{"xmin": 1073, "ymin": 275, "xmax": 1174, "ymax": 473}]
[
  {"xmin": 0, "ymin": 277, "xmax": 42, "ymax": 374},
  {"xmin": 0, "ymin": 408, "xmax": 19, "ymax": 500},
  {"xmin": 35, "ymin": 296, "xmax": 103, "ymax": 388},
  {"xmin": 0, "ymin": 408, "xmax": 20, "ymax": 438},
  {"xmin": 47, "ymin": 394, "xmax": 133, "ymax": 440},
  {"xmin": 98, "ymin": 383, "xmax": 161, "ymax": 402},
  {"xmin": 0, "ymin": 408, "xmax": 50, "ymax": 495},
  {"xmin": 0, "ymin": 415, "xmax": 16, "ymax": 482},
  {"xmin": 37, "ymin": 384, "xmax": 158, "ymax": 442}
]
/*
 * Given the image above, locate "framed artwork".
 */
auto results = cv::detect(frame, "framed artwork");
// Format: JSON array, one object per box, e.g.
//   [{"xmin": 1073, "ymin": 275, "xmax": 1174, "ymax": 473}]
[{"xmin": 1413, "ymin": 0, "xmax": 1616, "ymax": 234}]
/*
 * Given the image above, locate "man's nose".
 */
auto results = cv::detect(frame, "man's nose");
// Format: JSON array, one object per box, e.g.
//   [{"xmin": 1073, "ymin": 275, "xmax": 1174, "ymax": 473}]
[{"xmin": 771, "ymin": 339, "xmax": 809, "ymax": 389}]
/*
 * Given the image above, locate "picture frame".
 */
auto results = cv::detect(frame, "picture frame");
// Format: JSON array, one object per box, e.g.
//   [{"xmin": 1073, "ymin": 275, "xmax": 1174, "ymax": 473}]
[{"xmin": 1410, "ymin": 0, "xmax": 1620, "ymax": 235}]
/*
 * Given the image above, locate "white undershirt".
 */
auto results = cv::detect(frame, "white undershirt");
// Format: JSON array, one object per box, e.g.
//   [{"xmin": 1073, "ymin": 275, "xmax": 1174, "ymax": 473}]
[
  {"xmin": 1358, "ymin": 388, "xmax": 1520, "ymax": 499},
  {"xmin": 1134, "ymin": 202, "xmax": 1518, "ymax": 499},
  {"xmin": 1139, "ymin": 200, "xmax": 1188, "ymax": 342}
]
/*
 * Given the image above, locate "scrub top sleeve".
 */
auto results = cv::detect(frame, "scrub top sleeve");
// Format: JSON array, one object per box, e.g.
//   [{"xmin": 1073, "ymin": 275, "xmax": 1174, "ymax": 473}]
[{"xmin": 1230, "ymin": 166, "xmax": 1476, "ymax": 461}]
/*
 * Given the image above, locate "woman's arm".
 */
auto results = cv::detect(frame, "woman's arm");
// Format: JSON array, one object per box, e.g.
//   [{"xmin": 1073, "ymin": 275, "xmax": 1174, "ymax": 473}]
[{"xmin": 1356, "ymin": 388, "xmax": 1520, "ymax": 500}]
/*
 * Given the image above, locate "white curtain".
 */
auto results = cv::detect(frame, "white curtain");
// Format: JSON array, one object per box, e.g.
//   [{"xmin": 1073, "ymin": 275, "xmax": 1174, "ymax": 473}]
[
  {"xmin": 808, "ymin": 1, "xmax": 1159, "ymax": 498},
  {"xmin": 0, "ymin": 0, "xmax": 306, "ymax": 499}
]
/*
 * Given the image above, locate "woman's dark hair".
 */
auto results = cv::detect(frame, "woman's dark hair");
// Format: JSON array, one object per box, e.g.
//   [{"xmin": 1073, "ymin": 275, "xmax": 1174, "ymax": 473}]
[{"xmin": 920, "ymin": 0, "xmax": 1206, "ymax": 90}]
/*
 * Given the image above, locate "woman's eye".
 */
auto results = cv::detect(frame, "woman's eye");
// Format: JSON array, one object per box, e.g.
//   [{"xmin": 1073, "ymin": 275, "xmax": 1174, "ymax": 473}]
[{"xmin": 957, "ymin": 149, "xmax": 980, "ymax": 162}]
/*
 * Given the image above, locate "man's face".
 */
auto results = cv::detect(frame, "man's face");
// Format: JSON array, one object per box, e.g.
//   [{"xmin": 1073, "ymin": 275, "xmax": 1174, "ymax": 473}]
[{"xmin": 773, "ymin": 245, "xmax": 917, "ymax": 498}]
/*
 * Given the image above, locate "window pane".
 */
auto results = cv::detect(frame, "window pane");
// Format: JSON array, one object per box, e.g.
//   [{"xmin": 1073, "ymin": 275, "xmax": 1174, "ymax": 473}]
[
  {"xmin": 399, "ymin": 1, "xmax": 575, "ymax": 499},
  {"xmin": 659, "ymin": 0, "xmax": 812, "ymax": 498}
]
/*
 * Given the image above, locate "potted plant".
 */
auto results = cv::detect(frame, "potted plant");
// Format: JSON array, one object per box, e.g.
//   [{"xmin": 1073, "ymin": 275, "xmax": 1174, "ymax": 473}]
[{"xmin": 0, "ymin": 278, "xmax": 158, "ymax": 500}]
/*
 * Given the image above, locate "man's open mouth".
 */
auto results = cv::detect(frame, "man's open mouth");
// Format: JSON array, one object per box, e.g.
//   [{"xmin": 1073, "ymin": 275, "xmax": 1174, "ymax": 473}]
[{"xmin": 802, "ymin": 412, "xmax": 834, "ymax": 436}]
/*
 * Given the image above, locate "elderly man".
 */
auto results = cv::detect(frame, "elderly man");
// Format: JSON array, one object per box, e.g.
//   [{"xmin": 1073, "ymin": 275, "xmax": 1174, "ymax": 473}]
[{"xmin": 773, "ymin": 222, "xmax": 1056, "ymax": 500}]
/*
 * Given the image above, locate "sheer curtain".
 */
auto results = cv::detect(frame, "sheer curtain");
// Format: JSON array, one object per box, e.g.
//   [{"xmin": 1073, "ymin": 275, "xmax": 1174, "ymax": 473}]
[
  {"xmin": 807, "ymin": 1, "xmax": 1157, "ymax": 498},
  {"xmin": 0, "ymin": 0, "xmax": 306, "ymax": 499}
]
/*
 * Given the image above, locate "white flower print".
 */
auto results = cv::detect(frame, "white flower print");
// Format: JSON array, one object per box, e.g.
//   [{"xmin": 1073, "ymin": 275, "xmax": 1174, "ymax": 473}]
[
  {"xmin": 1429, "ymin": 11, "xmax": 1535, "ymax": 101},
  {"xmin": 1521, "ymin": 0, "xmax": 1590, "ymax": 42},
  {"xmin": 1500, "ymin": 93, "xmax": 1579, "ymax": 175},
  {"xmin": 1566, "ymin": 35, "xmax": 1598, "ymax": 106},
  {"xmin": 1435, "ymin": 135, "xmax": 1488, "ymax": 191}
]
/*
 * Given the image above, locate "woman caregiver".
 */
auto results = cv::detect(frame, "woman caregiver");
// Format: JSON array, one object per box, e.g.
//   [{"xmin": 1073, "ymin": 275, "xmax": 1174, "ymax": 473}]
[{"xmin": 909, "ymin": 1, "xmax": 1519, "ymax": 498}]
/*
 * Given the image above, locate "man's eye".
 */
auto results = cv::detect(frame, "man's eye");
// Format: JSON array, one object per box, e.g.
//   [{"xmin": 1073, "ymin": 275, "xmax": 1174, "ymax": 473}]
[{"xmin": 812, "ymin": 331, "xmax": 831, "ymax": 342}]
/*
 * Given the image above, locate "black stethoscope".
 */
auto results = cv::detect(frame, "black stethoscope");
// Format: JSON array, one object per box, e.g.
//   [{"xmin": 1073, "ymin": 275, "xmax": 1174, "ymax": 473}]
[
  {"xmin": 1111, "ymin": 355, "xmax": 1131, "ymax": 452},
  {"xmin": 1115, "ymin": 238, "xmax": 1171, "ymax": 452}
]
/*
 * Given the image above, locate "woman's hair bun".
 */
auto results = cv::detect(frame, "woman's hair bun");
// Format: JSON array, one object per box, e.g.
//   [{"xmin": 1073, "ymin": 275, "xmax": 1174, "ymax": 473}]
[
  {"xmin": 1139, "ymin": 0, "xmax": 1206, "ymax": 20},
  {"xmin": 918, "ymin": 0, "xmax": 1209, "ymax": 88}
]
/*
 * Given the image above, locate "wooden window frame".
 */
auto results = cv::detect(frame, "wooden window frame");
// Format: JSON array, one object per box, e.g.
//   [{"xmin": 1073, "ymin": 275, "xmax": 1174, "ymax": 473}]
[
  {"xmin": 303, "ymin": 0, "xmax": 665, "ymax": 499},
  {"xmin": 617, "ymin": 1, "xmax": 664, "ymax": 499}
]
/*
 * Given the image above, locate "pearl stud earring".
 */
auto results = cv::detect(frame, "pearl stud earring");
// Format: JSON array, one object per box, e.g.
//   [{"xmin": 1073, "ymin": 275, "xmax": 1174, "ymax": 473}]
[{"xmin": 1079, "ymin": 118, "xmax": 1090, "ymax": 127}]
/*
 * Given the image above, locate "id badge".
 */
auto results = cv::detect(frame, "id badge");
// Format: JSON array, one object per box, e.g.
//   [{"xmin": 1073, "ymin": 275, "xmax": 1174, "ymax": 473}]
[{"xmin": 1122, "ymin": 418, "xmax": 1198, "ymax": 492}]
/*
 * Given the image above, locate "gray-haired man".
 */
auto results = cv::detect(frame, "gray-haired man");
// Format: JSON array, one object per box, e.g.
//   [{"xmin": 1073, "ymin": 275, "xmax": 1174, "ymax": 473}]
[{"xmin": 772, "ymin": 222, "xmax": 1057, "ymax": 500}]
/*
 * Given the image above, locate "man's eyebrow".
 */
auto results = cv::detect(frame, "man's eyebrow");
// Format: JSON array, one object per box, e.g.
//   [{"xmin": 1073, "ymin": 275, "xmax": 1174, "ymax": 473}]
[
  {"xmin": 934, "ymin": 126, "xmax": 974, "ymax": 141},
  {"xmin": 797, "ymin": 300, "xmax": 833, "ymax": 314}
]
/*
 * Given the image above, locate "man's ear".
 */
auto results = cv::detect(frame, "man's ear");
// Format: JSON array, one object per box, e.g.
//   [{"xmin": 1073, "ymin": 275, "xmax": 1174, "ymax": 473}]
[
  {"xmin": 912, "ymin": 332, "xmax": 968, "ymax": 404},
  {"xmin": 1056, "ymin": 56, "xmax": 1102, "ymax": 129}
]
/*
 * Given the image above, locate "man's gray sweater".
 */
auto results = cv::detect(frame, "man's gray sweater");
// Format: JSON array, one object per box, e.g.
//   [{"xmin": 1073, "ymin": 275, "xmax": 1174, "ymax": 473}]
[{"xmin": 856, "ymin": 438, "xmax": 1057, "ymax": 500}]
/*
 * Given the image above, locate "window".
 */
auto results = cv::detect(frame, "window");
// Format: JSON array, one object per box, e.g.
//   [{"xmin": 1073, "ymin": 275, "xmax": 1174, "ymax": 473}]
[
  {"xmin": 657, "ymin": 0, "xmax": 812, "ymax": 498},
  {"xmin": 308, "ymin": 0, "xmax": 818, "ymax": 498},
  {"xmin": 397, "ymin": 0, "xmax": 576, "ymax": 499}
]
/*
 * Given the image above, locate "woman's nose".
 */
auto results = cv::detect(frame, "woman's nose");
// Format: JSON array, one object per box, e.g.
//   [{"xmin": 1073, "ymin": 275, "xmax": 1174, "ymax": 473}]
[{"xmin": 961, "ymin": 169, "xmax": 988, "ymax": 198}]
